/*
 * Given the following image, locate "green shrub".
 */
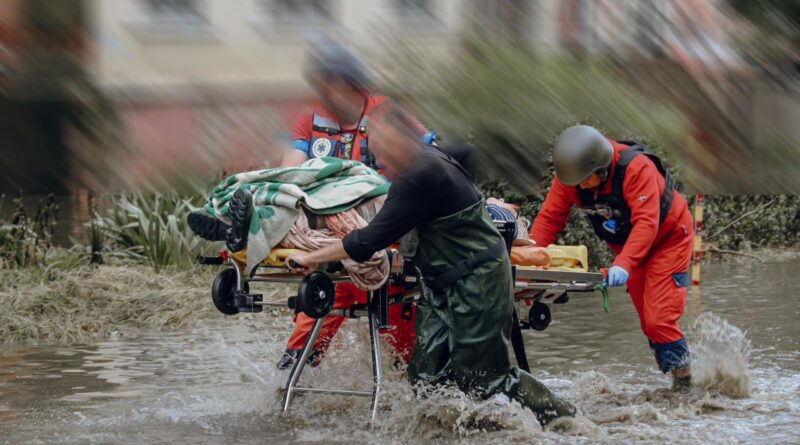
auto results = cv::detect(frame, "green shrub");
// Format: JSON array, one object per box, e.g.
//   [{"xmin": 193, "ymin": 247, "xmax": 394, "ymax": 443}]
[
  {"xmin": 95, "ymin": 192, "xmax": 217, "ymax": 272},
  {"xmin": 699, "ymin": 195, "xmax": 800, "ymax": 251},
  {"xmin": 0, "ymin": 194, "xmax": 59, "ymax": 269}
]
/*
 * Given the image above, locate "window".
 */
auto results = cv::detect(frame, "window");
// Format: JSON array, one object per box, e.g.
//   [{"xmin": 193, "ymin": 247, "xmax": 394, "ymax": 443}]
[
  {"xmin": 126, "ymin": 0, "xmax": 215, "ymax": 43},
  {"xmin": 145, "ymin": 0, "xmax": 206, "ymax": 25},
  {"xmin": 396, "ymin": 0, "xmax": 433, "ymax": 18},
  {"xmin": 263, "ymin": 0, "xmax": 332, "ymax": 25}
]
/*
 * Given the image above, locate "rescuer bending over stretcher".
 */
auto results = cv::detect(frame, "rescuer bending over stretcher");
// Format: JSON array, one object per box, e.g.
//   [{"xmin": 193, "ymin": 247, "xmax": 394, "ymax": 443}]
[
  {"xmin": 530, "ymin": 125, "xmax": 694, "ymax": 390},
  {"xmin": 285, "ymin": 101, "xmax": 575, "ymax": 426}
]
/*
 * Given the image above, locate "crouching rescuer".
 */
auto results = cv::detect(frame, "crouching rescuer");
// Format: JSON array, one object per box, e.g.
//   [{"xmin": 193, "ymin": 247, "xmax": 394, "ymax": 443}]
[
  {"xmin": 285, "ymin": 101, "xmax": 576, "ymax": 426},
  {"xmin": 531, "ymin": 125, "xmax": 694, "ymax": 389}
]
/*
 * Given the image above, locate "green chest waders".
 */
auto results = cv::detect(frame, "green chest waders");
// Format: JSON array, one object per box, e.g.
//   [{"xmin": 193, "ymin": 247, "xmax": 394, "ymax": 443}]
[{"xmin": 407, "ymin": 198, "xmax": 576, "ymax": 426}]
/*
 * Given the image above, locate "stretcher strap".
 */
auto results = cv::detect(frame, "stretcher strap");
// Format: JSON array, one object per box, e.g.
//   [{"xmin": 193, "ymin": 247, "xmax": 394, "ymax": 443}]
[{"xmin": 596, "ymin": 284, "xmax": 611, "ymax": 312}]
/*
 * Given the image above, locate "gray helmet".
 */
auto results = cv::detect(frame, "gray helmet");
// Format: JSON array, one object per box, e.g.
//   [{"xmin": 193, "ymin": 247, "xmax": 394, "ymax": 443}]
[
  {"xmin": 552, "ymin": 125, "xmax": 613, "ymax": 186},
  {"xmin": 304, "ymin": 36, "xmax": 373, "ymax": 93}
]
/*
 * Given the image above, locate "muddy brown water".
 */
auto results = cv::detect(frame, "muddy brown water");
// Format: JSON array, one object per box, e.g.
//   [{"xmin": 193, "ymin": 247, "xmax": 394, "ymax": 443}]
[{"xmin": 1, "ymin": 261, "xmax": 798, "ymax": 444}]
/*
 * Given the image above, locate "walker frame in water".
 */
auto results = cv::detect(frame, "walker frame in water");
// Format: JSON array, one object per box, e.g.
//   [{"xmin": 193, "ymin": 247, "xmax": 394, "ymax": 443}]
[{"xmin": 197, "ymin": 249, "xmax": 603, "ymax": 424}]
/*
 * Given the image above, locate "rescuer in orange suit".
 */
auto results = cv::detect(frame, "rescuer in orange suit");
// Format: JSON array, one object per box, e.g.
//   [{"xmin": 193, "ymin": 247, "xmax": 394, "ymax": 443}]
[
  {"xmin": 277, "ymin": 39, "xmax": 434, "ymax": 370},
  {"xmin": 530, "ymin": 125, "xmax": 694, "ymax": 389}
]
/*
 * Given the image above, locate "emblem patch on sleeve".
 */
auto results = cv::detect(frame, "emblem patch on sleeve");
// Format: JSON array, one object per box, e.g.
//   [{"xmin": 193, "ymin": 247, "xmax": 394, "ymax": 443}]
[{"xmin": 311, "ymin": 138, "xmax": 334, "ymax": 158}]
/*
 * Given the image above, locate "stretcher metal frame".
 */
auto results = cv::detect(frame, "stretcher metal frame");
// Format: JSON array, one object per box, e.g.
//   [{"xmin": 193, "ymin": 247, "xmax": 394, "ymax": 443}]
[{"xmin": 199, "ymin": 251, "xmax": 603, "ymax": 425}]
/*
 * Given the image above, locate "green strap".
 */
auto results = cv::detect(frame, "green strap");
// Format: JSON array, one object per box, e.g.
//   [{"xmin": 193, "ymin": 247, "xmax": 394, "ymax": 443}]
[{"xmin": 596, "ymin": 284, "xmax": 611, "ymax": 312}]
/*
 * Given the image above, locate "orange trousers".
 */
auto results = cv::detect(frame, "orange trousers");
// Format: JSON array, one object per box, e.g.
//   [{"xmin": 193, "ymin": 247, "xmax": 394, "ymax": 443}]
[
  {"xmin": 286, "ymin": 282, "xmax": 417, "ymax": 363},
  {"xmin": 625, "ymin": 214, "xmax": 694, "ymax": 372}
]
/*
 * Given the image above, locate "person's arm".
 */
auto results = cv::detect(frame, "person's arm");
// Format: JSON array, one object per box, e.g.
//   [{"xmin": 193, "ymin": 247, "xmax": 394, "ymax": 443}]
[
  {"xmin": 285, "ymin": 240, "xmax": 348, "ymax": 273},
  {"xmin": 342, "ymin": 180, "xmax": 433, "ymax": 263},
  {"xmin": 280, "ymin": 112, "xmax": 313, "ymax": 167},
  {"xmin": 281, "ymin": 149, "xmax": 309, "ymax": 167},
  {"xmin": 612, "ymin": 157, "xmax": 661, "ymax": 272},
  {"xmin": 286, "ymin": 176, "xmax": 434, "ymax": 272},
  {"xmin": 530, "ymin": 177, "xmax": 577, "ymax": 246}
]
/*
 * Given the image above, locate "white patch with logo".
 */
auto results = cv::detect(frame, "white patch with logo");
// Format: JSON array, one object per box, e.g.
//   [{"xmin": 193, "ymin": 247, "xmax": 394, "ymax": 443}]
[
  {"xmin": 638, "ymin": 195, "xmax": 648, "ymax": 202},
  {"xmin": 311, "ymin": 138, "xmax": 334, "ymax": 158}
]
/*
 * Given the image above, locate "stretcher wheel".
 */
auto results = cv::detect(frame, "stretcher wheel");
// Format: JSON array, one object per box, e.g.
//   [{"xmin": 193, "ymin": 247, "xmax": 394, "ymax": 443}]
[
  {"xmin": 529, "ymin": 302, "xmax": 551, "ymax": 331},
  {"xmin": 297, "ymin": 272, "xmax": 335, "ymax": 319},
  {"xmin": 211, "ymin": 268, "xmax": 248, "ymax": 315}
]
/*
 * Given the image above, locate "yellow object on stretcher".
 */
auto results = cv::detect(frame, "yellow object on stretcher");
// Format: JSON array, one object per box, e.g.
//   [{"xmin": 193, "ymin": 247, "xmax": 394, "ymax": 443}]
[
  {"xmin": 545, "ymin": 244, "xmax": 588, "ymax": 272},
  {"xmin": 229, "ymin": 248, "xmax": 298, "ymax": 267},
  {"xmin": 514, "ymin": 245, "xmax": 589, "ymax": 273}
]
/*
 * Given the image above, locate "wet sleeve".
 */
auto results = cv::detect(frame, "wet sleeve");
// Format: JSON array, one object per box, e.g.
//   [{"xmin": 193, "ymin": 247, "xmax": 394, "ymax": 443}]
[
  {"xmin": 530, "ymin": 177, "xmax": 577, "ymax": 247},
  {"xmin": 343, "ymin": 179, "xmax": 432, "ymax": 263},
  {"xmin": 290, "ymin": 111, "xmax": 314, "ymax": 156},
  {"xmin": 612, "ymin": 158, "xmax": 661, "ymax": 272}
]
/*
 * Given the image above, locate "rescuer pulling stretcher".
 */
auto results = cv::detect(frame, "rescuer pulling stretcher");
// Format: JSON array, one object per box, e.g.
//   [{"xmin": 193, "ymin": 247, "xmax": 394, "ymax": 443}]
[
  {"xmin": 530, "ymin": 125, "xmax": 694, "ymax": 390},
  {"xmin": 282, "ymin": 101, "xmax": 579, "ymax": 426},
  {"xmin": 197, "ymin": 234, "xmax": 604, "ymax": 426}
]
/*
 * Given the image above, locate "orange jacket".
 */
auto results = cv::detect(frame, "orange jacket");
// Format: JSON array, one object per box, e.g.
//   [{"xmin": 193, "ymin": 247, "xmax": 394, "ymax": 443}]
[{"xmin": 530, "ymin": 140, "xmax": 691, "ymax": 272}]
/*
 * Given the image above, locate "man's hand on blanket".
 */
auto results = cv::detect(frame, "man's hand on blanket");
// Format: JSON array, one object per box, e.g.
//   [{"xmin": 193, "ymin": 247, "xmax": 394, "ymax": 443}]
[
  {"xmin": 286, "ymin": 252, "xmax": 318, "ymax": 274},
  {"xmin": 286, "ymin": 240, "xmax": 350, "ymax": 274}
]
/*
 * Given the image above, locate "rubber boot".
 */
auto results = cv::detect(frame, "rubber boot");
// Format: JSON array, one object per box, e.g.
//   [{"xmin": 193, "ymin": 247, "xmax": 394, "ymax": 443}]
[
  {"xmin": 187, "ymin": 211, "xmax": 230, "ymax": 241},
  {"xmin": 226, "ymin": 188, "xmax": 253, "ymax": 252},
  {"xmin": 503, "ymin": 368, "xmax": 577, "ymax": 426},
  {"xmin": 671, "ymin": 366, "xmax": 692, "ymax": 392}
]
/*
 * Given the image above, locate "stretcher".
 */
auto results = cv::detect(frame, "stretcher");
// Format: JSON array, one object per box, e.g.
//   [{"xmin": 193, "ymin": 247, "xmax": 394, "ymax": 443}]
[{"xmin": 197, "ymin": 239, "xmax": 603, "ymax": 423}]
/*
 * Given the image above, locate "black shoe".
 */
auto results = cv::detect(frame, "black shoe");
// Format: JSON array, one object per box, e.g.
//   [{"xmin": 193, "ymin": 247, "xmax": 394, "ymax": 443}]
[
  {"xmin": 306, "ymin": 349, "xmax": 322, "ymax": 368},
  {"xmin": 226, "ymin": 188, "xmax": 253, "ymax": 252},
  {"xmin": 276, "ymin": 349, "xmax": 323, "ymax": 371},
  {"xmin": 187, "ymin": 211, "xmax": 230, "ymax": 241},
  {"xmin": 277, "ymin": 349, "xmax": 302, "ymax": 371}
]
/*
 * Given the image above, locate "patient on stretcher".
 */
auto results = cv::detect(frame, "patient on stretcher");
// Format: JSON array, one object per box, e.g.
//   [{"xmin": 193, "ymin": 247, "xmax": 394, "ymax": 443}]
[{"xmin": 188, "ymin": 191, "xmax": 553, "ymax": 271}]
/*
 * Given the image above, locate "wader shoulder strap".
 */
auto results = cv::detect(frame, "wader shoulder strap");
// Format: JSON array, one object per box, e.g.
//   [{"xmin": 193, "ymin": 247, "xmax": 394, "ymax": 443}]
[
  {"xmin": 617, "ymin": 142, "xmax": 675, "ymax": 224},
  {"xmin": 427, "ymin": 146, "xmax": 481, "ymax": 197},
  {"xmin": 423, "ymin": 239, "xmax": 506, "ymax": 292}
]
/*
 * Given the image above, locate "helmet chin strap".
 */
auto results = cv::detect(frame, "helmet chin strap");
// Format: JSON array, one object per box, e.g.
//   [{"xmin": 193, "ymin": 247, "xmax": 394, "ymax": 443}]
[{"xmin": 597, "ymin": 167, "xmax": 610, "ymax": 183}]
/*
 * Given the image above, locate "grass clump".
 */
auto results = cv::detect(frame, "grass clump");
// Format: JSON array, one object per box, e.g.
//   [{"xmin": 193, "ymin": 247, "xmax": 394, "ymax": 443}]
[{"xmin": 0, "ymin": 264, "xmax": 220, "ymax": 344}]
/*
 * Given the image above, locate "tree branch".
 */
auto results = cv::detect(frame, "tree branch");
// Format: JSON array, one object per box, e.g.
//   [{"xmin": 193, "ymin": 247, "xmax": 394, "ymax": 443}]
[
  {"xmin": 705, "ymin": 244, "xmax": 763, "ymax": 262},
  {"xmin": 706, "ymin": 198, "xmax": 776, "ymax": 241}
]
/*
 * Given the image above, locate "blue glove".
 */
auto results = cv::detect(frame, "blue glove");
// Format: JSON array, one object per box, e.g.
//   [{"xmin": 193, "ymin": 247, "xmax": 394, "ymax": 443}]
[{"xmin": 606, "ymin": 266, "xmax": 629, "ymax": 288}]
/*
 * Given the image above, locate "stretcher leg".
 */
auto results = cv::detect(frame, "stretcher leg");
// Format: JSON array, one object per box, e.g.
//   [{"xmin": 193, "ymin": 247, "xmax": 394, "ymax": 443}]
[
  {"xmin": 282, "ymin": 317, "xmax": 325, "ymax": 413},
  {"xmin": 368, "ymin": 310, "xmax": 383, "ymax": 423}
]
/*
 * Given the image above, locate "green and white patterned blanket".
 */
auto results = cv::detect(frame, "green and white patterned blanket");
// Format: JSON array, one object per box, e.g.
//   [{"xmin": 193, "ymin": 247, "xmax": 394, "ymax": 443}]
[{"xmin": 204, "ymin": 157, "xmax": 389, "ymax": 272}]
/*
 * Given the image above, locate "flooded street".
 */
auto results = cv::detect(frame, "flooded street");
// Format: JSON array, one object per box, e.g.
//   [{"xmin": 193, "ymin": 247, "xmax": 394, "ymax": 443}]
[{"xmin": 1, "ymin": 261, "xmax": 798, "ymax": 445}]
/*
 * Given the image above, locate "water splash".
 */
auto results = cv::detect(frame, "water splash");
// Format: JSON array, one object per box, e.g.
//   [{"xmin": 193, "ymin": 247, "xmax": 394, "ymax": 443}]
[{"xmin": 689, "ymin": 312, "xmax": 752, "ymax": 398}]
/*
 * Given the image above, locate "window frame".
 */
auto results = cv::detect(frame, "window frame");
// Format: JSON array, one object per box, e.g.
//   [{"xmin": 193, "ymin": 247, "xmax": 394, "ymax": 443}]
[
  {"xmin": 249, "ymin": 0, "xmax": 342, "ymax": 41},
  {"xmin": 123, "ymin": 0, "xmax": 218, "ymax": 44}
]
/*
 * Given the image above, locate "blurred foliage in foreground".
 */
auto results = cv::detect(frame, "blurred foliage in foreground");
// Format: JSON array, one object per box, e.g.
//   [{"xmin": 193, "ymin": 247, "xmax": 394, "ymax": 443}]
[
  {"xmin": 387, "ymin": 33, "xmax": 800, "ymax": 194},
  {"xmin": 378, "ymin": 33, "xmax": 799, "ymax": 265},
  {"xmin": 389, "ymin": 40, "xmax": 687, "ymax": 197}
]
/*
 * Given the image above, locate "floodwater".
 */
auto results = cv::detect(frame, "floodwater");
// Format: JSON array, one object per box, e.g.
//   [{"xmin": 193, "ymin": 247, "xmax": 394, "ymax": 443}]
[{"xmin": 1, "ymin": 261, "xmax": 798, "ymax": 445}]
